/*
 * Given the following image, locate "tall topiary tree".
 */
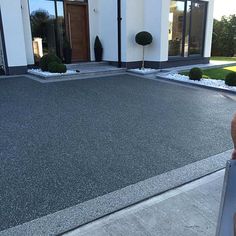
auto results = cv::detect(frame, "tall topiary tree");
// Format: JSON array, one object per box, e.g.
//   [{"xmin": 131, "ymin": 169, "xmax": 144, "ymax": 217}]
[
  {"xmin": 135, "ymin": 31, "xmax": 153, "ymax": 69},
  {"xmin": 94, "ymin": 36, "xmax": 103, "ymax": 62}
]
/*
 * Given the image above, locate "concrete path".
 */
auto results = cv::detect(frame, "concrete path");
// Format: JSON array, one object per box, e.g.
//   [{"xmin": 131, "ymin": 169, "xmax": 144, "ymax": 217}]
[{"xmin": 65, "ymin": 170, "xmax": 225, "ymax": 236}]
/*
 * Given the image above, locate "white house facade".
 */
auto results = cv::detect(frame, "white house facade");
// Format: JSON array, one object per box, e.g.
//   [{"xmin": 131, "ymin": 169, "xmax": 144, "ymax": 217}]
[{"xmin": 0, "ymin": 0, "xmax": 214, "ymax": 75}]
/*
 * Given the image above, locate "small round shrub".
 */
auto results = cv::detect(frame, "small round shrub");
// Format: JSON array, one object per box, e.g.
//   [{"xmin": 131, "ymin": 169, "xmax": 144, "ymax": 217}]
[
  {"xmin": 40, "ymin": 54, "xmax": 62, "ymax": 71},
  {"xmin": 189, "ymin": 67, "xmax": 203, "ymax": 81},
  {"xmin": 225, "ymin": 72, "xmax": 236, "ymax": 86},
  {"xmin": 135, "ymin": 31, "xmax": 153, "ymax": 46},
  {"xmin": 48, "ymin": 62, "xmax": 67, "ymax": 73}
]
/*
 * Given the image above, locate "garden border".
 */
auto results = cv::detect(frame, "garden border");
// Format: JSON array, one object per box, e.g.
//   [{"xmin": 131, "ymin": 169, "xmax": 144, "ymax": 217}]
[{"xmin": 156, "ymin": 76, "xmax": 236, "ymax": 95}]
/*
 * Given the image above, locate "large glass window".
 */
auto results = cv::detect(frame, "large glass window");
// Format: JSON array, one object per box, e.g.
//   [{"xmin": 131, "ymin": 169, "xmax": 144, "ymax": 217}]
[
  {"xmin": 169, "ymin": 1, "xmax": 185, "ymax": 57},
  {"xmin": 189, "ymin": 1, "xmax": 206, "ymax": 55},
  {"xmin": 29, "ymin": 0, "xmax": 65, "ymax": 63},
  {"xmin": 168, "ymin": 0, "xmax": 207, "ymax": 57},
  {"xmin": 184, "ymin": 1, "xmax": 191, "ymax": 57}
]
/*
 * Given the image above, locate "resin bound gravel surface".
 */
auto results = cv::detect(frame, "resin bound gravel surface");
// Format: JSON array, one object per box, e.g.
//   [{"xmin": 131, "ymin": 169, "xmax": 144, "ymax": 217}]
[{"xmin": 0, "ymin": 74, "xmax": 235, "ymax": 232}]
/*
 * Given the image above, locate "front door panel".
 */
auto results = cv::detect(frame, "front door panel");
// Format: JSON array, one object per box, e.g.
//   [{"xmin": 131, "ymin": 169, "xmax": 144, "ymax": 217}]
[{"xmin": 66, "ymin": 3, "xmax": 89, "ymax": 62}]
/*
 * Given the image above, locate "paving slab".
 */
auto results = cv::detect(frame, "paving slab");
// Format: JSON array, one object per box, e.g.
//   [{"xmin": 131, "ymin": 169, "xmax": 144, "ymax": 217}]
[{"xmin": 64, "ymin": 170, "xmax": 225, "ymax": 236}]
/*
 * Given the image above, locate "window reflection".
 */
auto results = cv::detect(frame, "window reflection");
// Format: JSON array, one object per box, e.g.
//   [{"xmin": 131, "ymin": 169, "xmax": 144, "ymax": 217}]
[
  {"xmin": 29, "ymin": 0, "xmax": 65, "ymax": 63},
  {"xmin": 168, "ymin": 1, "xmax": 185, "ymax": 56},
  {"xmin": 184, "ymin": 1, "xmax": 191, "ymax": 57},
  {"xmin": 168, "ymin": 0, "xmax": 207, "ymax": 57},
  {"xmin": 56, "ymin": 1, "xmax": 65, "ymax": 59},
  {"xmin": 189, "ymin": 2, "xmax": 206, "ymax": 55}
]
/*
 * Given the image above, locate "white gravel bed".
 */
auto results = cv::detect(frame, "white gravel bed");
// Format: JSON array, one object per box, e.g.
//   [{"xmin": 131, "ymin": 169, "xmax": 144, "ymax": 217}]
[
  {"xmin": 129, "ymin": 68, "xmax": 160, "ymax": 75},
  {"xmin": 161, "ymin": 72, "xmax": 236, "ymax": 92},
  {"xmin": 28, "ymin": 69, "xmax": 78, "ymax": 78}
]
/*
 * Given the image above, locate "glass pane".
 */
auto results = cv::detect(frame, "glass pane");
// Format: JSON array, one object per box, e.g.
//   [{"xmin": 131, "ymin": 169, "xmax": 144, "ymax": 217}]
[
  {"xmin": 56, "ymin": 1, "xmax": 65, "ymax": 59},
  {"xmin": 184, "ymin": 1, "xmax": 191, "ymax": 57},
  {"xmin": 189, "ymin": 2, "xmax": 206, "ymax": 55},
  {"xmin": 29, "ymin": 0, "xmax": 56, "ymax": 62},
  {"xmin": 168, "ymin": 1, "xmax": 185, "ymax": 57}
]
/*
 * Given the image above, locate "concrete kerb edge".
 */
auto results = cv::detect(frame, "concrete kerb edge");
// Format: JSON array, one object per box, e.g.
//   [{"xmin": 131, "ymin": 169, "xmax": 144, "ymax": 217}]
[
  {"xmin": 155, "ymin": 76, "xmax": 236, "ymax": 95},
  {"xmin": 64, "ymin": 169, "xmax": 226, "ymax": 235},
  {"xmin": 0, "ymin": 149, "xmax": 232, "ymax": 236},
  {"xmin": 25, "ymin": 72, "xmax": 128, "ymax": 83}
]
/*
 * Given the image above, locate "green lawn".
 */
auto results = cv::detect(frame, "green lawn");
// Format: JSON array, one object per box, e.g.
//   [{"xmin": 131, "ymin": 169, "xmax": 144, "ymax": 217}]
[
  {"xmin": 181, "ymin": 66, "xmax": 236, "ymax": 80},
  {"xmin": 211, "ymin": 56, "xmax": 236, "ymax": 62}
]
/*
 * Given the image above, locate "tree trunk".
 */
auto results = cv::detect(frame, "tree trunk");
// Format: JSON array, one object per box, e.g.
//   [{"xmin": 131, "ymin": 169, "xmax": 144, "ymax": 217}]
[{"xmin": 142, "ymin": 46, "xmax": 145, "ymax": 70}]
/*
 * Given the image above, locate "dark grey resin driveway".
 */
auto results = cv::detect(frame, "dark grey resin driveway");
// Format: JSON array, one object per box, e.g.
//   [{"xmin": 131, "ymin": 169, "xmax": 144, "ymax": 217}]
[{"xmin": 0, "ymin": 74, "xmax": 235, "ymax": 232}]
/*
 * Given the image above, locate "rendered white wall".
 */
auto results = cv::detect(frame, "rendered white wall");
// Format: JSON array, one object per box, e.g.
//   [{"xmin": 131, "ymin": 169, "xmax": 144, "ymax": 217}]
[
  {"xmin": 121, "ymin": 0, "xmax": 127, "ymax": 62},
  {"xmin": 88, "ymin": 0, "xmax": 99, "ymax": 61},
  {"xmin": 143, "ymin": 0, "xmax": 214, "ymax": 62},
  {"xmin": 98, "ymin": 0, "xmax": 118, "ymax": 62},
  {"xmin": 88, "ymin": 0, "xmax": 118, "ymax": 62},
  {"xmin": 0, "ymin": 0, "xmax": 27, "ymax": 67},
  {"xmin": 0, "ymin": 0, "xmax": 214, "ymax": 69},
  {"xmin": 117, "ymin": 0, "xmax": 170, "ymax": 63},
  {"xmin": 203, "ymin": 0, "xmax": 214, "ymax": 57},
  {"xmin": 144, "ymin": 0, "xmax": 170, "ymax": 62},
  {"xmin": 21, "ymin": 0, "xmax": 34, "ymax": 65},
  {"xmin": 125, "ymin": 0, "xmax": 144, "ymax": 62}
]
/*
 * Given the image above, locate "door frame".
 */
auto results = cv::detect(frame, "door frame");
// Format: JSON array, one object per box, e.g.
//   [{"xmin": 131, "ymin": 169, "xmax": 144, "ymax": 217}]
[{"xmin": 63, "ymin": 0, "xmax": 91, "ymax": 62}]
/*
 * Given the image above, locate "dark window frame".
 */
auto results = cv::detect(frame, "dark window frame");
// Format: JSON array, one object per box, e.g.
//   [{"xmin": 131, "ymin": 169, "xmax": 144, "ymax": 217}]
[{"xmin": 168, "ymin": 0, "xmax": 208, "ymax": 59}]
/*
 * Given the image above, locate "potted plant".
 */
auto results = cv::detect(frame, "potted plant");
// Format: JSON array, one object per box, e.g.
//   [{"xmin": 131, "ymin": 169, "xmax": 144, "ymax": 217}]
[
  {"xmin": 63, "ymin": 38, "xmax": 72, "ymax": 64},
  {"xmin": 94, "ymin": 36, "xmax": 103, "ymax": 62},
  {"xmin": 0, "ymin": 65, "xmax": 5, "ymax": 75},
  {"xmin": 135, "ymin": 31, "xmax": 153, "ymax": 70}
]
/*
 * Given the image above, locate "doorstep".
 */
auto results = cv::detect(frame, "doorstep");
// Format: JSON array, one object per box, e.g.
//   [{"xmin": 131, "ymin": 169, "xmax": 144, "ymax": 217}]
[{"xmin": 27, "ymin": 62, "xmax": 127, "ymax": 82}]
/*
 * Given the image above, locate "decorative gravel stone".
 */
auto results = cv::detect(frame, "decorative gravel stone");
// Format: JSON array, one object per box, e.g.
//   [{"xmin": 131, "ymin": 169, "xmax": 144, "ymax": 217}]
[
  {"xmin": 28, "ymin": 69, "xmax": 78, "ymax": 78},
  {"xmin": 162, "ymin": 72, "xmax": 236, "ymax": 92},
  {"xmin": 129, "ymin": 68, "xmax": 160, "ymax": 75}
]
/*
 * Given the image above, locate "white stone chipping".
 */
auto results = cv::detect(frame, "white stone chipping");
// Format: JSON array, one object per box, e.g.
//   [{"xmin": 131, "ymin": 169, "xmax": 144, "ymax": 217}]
[
  {"xmin": 28, "ymin": 69, "xmax": 78, "ymax": 78},
  {"xmin": 160, "ymin": 72, "xmax": 236, "ymax": 92},
  {"xmin": 129, "ymin": 68, "xmax": 160, "ymax": 75}
]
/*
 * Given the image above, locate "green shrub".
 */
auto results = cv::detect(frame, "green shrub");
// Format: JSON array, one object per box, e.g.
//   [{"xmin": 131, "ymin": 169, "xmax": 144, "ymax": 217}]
[
  {"xmin": 225, "ymin": 72, "xmax": 236, "ymax": 86},
  {"xmin": 40, "ymin": 54, "xmax": 62, "ymax": 71},
  {"xmin": 189, "ymin": 67, "xmax": 203, "ymax": 81},
  {"xmin": 135, "ymin": 31, "xmax": 153, "ymax": 46},
  {"xmin": 48, "ymin": 62, "xmax": 67, "ymax": 73}
]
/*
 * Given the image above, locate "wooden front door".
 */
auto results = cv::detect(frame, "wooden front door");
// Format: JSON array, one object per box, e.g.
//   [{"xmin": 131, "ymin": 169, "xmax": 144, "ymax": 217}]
[{"xmin": 65, "ymin": 3, "xmax": 89, "ymax": 62}]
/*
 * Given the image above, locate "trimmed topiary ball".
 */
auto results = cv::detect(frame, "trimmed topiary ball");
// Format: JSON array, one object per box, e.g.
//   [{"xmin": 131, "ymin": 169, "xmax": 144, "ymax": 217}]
[
  {"xmin": 40, "ymin": 54, "xmax": 62, "ymax": 71},
  {"xmin": 189, "ymin": 67, "xmax": 203, "ymax": 81},
  {"xmin": 135, "ymin": 31, "xmax": 153, "ymax": 69},
  {"xmin": 135, "ymin": 31, "xmax": 153, "ymax": 46},
  {"xmin": 48, "ymin": 62, "xmax": 67, "ymax": 73},
  {"xmin": 225, "ymin": 72, "xmax": 236, "ymax": 86}
]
